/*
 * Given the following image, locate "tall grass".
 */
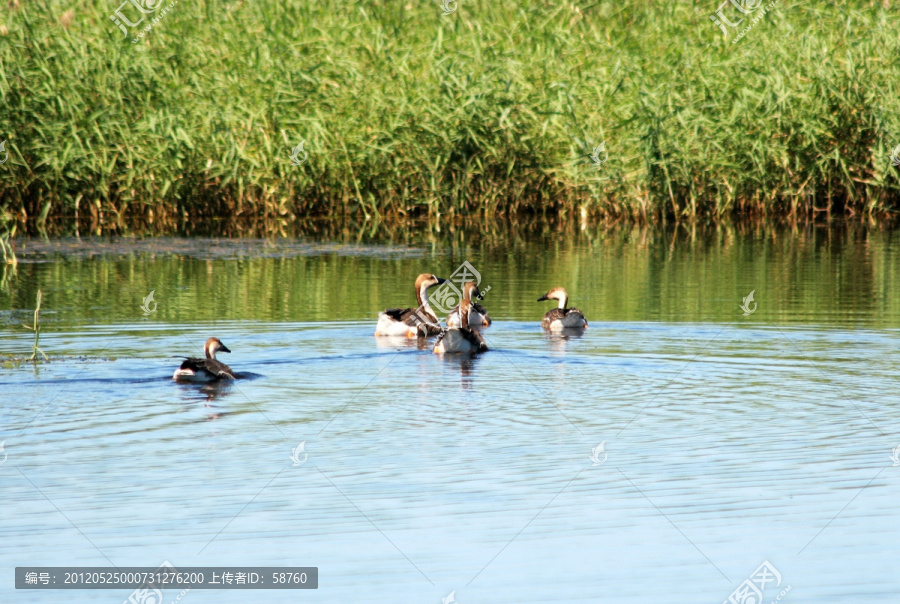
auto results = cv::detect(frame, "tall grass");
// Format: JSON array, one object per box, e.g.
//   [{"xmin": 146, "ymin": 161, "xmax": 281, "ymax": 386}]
[{"xmin": 1, "ymin": 0, "xmax": 899, "ymax": 233}]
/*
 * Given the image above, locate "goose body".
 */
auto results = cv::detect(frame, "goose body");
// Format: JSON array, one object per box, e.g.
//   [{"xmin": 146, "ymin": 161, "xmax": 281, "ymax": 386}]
[
  {"xmin": 173, "ymin": 337, "xmax": 236, "ymax": 382},
  {"xmin": 433, "ymin": 299, "xmax": 489, "ymax": 354},
  {"xmin": 375, "ymin": 273, "xmax": 446, "ymax": 337},
  {"xmin": 446, "ymin": 281, "xmax": 491, "ymax": 329},
  {"xmin": 537, "ymin": 287, "xmax": 587, "ymax": 331}
]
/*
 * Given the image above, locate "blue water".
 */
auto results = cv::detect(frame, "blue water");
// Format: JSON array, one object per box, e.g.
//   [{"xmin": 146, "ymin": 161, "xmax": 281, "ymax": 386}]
[
  {"xmin": 3, "ymin": 230, "xmax": 900, "ymax": 603},
  {"xmin": 3, "ymin": 317, "xmax": 899, "ymax": 603}
]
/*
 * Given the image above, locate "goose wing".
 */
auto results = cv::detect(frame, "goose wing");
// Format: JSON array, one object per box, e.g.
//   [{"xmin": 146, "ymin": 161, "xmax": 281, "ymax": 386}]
[
  {"xmin": 180, "ymin": 357, "xmax": 235, "ymax": 379},
  {"xmin": 204, "ymin": 359, "xmax": 236, "ymax": 379},
  {"xmin": 461, "ymin": 328, "xmax": 488, "ymax": 353},
  {"xmin": 178, "ymin": 356, "xmax": 206, "ymax": 371},
  {"xmin": 543, "ymin": 308, "xmax": 568, "ymax": 322},
  {"xmin": 384, "ymin": 307, "xmax": 435, "ymax": 326}
]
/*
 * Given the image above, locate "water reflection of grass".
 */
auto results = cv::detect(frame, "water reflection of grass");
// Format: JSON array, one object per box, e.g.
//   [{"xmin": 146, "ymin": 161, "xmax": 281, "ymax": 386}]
[
  {"xmin": 1, "ymin": 1, "xmax": 899, "ymax": 233},
  {"xmin": 1, "ymin": 220, "xmax": 899, "ymax": 329}
]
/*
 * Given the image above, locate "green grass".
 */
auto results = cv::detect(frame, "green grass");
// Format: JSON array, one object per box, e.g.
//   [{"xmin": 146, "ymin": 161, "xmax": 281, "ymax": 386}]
[{"xmin": 1, "ymin": 0, "xmax": 899, "ymax": 233}]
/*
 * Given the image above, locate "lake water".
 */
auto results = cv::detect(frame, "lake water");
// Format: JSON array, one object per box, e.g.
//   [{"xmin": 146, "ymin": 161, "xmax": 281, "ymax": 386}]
[{"xmin": 2, "ymin": 223, "xmax": 899, "ymax": 603}]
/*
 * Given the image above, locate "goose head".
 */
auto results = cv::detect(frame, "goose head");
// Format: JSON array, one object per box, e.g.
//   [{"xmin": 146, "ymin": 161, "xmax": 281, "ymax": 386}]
[
  {"xmin": 204, "ymin": 337, "xmax": 231, "ymax": 360},
  {"xmin": 462, "ymin": 281, "xmax": 482, "ymax": 301},
  {"xmin": 537, "ymin": 287, "xmax": 569, "ymax": 309},
  {"xmin": 414, "ymin": 273, "xmax": 447, "ymax": 308},
  {"xmin": 414, "ymin": 273, "xmax": 447, "ymax": 291}
]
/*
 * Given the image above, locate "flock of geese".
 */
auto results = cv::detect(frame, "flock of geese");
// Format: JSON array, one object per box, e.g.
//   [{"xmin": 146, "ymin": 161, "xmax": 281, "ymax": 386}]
[{"xmin": 172, "ymin": 273, "xmax": 587, "ymax": 382}]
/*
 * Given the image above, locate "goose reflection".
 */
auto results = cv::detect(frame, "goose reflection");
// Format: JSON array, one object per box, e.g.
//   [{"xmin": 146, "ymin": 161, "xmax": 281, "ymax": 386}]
[
  {"xmin": 175, "ymin": 379, "xmax": 234, "ymax": 406},
  {"xmin": 544, "ymin": 327, "xmax": 585, "ymax": 353},
  {"xmin": 373, "ymin": 334, "xmax": 432, "ymax": 351},
  {"xmin": 435, "ymin": 351, "xmax": 481, "ymax": 389}
]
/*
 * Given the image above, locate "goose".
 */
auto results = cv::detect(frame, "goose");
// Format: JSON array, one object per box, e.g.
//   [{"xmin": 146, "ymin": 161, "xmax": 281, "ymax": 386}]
[
  {"xmin": 375, "ymin": 273, "xmax": 446, "ymax": 337},
  {"xmin": 173, "ymin": 337, "xmax": 236, "ymax": 382},
  {"xmin": 537, "ymin": 287, "xmax": 587, "ymax": 330},
  {"xmin": 446, "ymin": 281, "xmax": 491, "ymax": 329},
  {"xmin": 433, "ymin": 299, "xmax": 489, "ymax": 354}
]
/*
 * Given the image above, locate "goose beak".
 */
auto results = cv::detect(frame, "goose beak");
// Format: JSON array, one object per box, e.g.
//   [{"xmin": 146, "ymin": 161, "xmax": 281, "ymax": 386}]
[
  {"xmin": 219, "ymin": 344, "xmax": 231, "ymax": 354},
  {"xmin": 537, "ymin": 294, "xmax": 549, "ymax": 302},
  {"xmin": 435, "ymin": 277, "xmax": 447, "ymax": 285}
]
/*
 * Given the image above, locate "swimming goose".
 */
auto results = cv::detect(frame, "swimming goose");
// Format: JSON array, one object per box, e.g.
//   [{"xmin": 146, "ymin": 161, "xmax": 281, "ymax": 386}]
[
  {"xmin": 446, "ymin": 281, "xmax": 491, "ymax": 328},
  {"xmin": 537, "ymin": 287, "xmax": 587, "ymax": 330},
  {"xmin": 433, "ymin": 299, "xmax": 489, "ymax": 354},
  {"xmin": 173, "ymin": 337, "xmax": 237, "ymax": 382},
  {"xmin": 375, "ymin": 273, "xmax": 447, "ymax": 337}
]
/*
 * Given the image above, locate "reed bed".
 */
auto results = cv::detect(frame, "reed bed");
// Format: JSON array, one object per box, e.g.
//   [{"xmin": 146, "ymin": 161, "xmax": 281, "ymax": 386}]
[{"xmin": 1, "ymin": 0, "xmax": 899, "ymax": 233}]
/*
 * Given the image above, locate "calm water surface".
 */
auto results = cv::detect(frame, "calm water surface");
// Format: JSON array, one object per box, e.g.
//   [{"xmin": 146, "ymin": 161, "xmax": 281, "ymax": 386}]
[{"xmin": 1, "ymin": 225, "xmax": 899, "ymax": 603}]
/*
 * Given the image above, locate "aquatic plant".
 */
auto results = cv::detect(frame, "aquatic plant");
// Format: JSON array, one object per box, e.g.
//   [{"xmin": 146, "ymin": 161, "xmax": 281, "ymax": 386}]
[
  {"xmin": 0, "ymin": 230, "xmax": 17, "ymax": 267},
  {"xmin": 0, "ymin": 0, "xmax": 898, "ymax": 233},
  {"xmin": 24, "ymin": 289, "xmax": 48, "ymax": 362}
]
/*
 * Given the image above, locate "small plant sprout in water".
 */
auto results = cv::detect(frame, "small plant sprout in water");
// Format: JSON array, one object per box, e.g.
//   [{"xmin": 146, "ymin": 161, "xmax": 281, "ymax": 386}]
[
  {"xmin": 589, "ymin": 441, "xmax": 607, "ymax": 466},
  {"xmin": 740, "ymin": 290, "xmax": 757, "ymax": 316},
  {"xmin": 890, "ymin": 444, "xmax": 900, "ymax": 467},
  {"xmin": 0, "ymin": 441, "xmax": 7, "ymax": 465},
  {"xmin": 0, "ymin": 230, "xmax": 17, "ymax": 267},
  {"xmin": 290, "ymin": 441, "xmax": 308, "ymax": 466},
  {"xmin": 140, "ymin": 289, "xmax": 157, "ymax": 316},
  {"xmin": 590, "ymin": 141, "xmax": 608, "ymax": 168},
  {"xmin": 442, "ymin": 590, "xmax": 457, "ymax": 604},
  {"xmin": 24, "ymin": 289, "xmax": 48, "ymax": 362},
  {"xmin": 440, "ymin": 0, "xmax": 457, "ymax": 15},
  {"xmin": 290, "ymin": 141, "xmax": 308, "ymax": 166},
  {"xmin": 890, "ymin": 144, "xmax": 900, "ymax": 167}
]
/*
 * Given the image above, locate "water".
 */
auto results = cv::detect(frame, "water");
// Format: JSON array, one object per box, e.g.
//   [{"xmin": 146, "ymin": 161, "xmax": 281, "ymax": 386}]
[{"xmin": 2, "ymin": 224, "xmax": 899, "ymax": 603}]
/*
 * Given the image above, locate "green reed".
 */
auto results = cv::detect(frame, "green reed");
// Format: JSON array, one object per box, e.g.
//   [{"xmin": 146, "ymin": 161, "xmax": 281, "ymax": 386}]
[
  {"xmin": 24, "ymin": 289, "xmax": 48, "ymax": 361},
  {"xmin": 1, "ymin": 0, "xmax": 898, "ymax": 233}
]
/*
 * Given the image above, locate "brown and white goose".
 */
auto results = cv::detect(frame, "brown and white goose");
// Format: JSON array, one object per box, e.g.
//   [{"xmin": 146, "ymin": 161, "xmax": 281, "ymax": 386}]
[
  {"xmin": 375, "ymin": 273, "xmax": 446, "ymax": 337},
  {"xmin": 446, "ymin": 281, "xmax": 491, "ymax": 329},
  {"xmin": 173, "ymin": 337, "xmax": 237, "ymax": 382},
  {"xmin": 537, "ymin": 287, "xmax": 587, "ymax": 330},
  {"xmin": 433, "ymin": 299, "xmax": 489, "ymax": 354}
]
